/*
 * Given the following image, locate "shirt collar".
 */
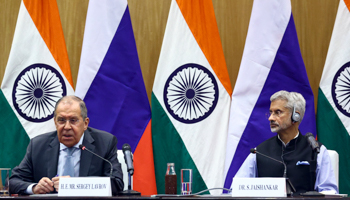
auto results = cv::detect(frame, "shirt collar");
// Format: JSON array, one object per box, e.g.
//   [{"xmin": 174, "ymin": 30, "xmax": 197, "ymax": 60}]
[
  {"xmin": 277, "ymin": 132, "xmax": 299, "ymax": 147},
  {"xmin": 60, "ymin": 133, "xmax": 85, "ymax": 151}
]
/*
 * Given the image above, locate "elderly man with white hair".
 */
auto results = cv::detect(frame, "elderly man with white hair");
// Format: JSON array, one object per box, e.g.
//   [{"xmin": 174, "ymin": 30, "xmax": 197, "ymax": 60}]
[{"xmin": 233, "ymin": 90, "xmax": 338, "ymax": 195}]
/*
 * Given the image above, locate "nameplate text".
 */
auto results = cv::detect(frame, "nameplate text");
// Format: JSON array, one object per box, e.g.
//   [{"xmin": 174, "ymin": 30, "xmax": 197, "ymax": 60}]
[
  {"xmin": 231, "ymin": 178, "xmax": 286, "ymax": 197},
  {"xmin": 58, "ymin": 177, "xmax": 111, "ymax": 197}
]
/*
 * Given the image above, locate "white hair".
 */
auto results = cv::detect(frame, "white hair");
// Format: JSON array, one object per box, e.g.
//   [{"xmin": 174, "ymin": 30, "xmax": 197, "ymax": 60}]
[{"xmin": 270, "ymin": 90, "xmax": 306, "ymax": 122}]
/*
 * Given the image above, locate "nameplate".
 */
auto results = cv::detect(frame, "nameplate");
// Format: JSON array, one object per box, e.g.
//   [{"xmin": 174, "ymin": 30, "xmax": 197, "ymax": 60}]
[
  {"xmin": 231, "ymin": 178, "xmax": 286, "ymax": 197},
  {"xmin": 58, "ymin": 177, "xmax": 111, "ymax": 197}
]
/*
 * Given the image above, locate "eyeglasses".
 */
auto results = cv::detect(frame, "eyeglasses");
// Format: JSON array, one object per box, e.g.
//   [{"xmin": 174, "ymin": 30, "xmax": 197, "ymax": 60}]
[
  {"xmin": 56, "ymin": 118, "xmax": 79, "ymax": 125},
  {"xmin": 266, "ymin": 110, "xmax": 285, "ymax": 119}
]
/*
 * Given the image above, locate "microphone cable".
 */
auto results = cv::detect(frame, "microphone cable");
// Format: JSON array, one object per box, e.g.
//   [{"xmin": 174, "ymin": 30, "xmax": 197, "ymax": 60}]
[
  {"xmin": 191, "ymin": 187, "xmax": 232, "ymax": 195},
  {"xmin": 151, "ymin": 187, "xmax": 232, "ymax": 197}
]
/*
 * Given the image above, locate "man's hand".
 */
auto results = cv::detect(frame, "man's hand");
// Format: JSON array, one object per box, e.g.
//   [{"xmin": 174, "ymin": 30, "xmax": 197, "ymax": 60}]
[
  {"xmin": 32, "ymin": 177, "xmax": 54, "ymax": 194},
  {"xmin": 52, "ymin": 176, "xmax": 70, "ymax": 192}
]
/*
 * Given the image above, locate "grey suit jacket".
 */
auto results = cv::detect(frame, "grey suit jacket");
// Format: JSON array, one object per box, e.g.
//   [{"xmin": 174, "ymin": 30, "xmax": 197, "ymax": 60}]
[{"xmin": 9, "ymin": 127, "xmax": 124, "ymax": 195}]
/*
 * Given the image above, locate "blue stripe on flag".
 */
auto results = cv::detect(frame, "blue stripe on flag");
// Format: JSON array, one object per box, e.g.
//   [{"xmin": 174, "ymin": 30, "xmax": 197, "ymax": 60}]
[
  {"xmin": 224, "ymin": 14, "xmax": 316, "ymax": 189},
  {"xmin": 83, "ymin": 7, "xmax": 151, "ymax": 152}
]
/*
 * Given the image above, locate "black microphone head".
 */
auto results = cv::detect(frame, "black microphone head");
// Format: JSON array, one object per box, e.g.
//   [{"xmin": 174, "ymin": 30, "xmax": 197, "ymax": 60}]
[
  {"xmin": 305, "ymin": 132, "xmax": 320, "ymax": 153},
  {"xmin": 79, "ymin": 144, "xmax": 84, "ymax": 150},
  {"xmin": 122, "ymin": 143, "xmax": 131, "ymax": 152},
  {"xmin": 305, "ymin": 132, "xmax": 313, "ymax": 138},
  {"xmin": 250, "ymin": 148, "xmax": 256, "ymax": 153}
]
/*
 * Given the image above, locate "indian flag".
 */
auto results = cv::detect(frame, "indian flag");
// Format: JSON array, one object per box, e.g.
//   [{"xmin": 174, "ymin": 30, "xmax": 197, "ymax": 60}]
[
  {"xmin": 317, "ymin": 0, "xmax": 350, "ymax": 195},
  {"xmin": 0, "ymin": 0, "xmax": 74, "ymax": 169},
  {"xmin": 152, "ymin": 0, "xmax": 232, "ymax": 194}
]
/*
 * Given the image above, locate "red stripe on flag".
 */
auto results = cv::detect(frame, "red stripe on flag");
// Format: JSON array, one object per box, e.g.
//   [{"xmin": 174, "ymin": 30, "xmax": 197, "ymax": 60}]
[{"xmin": 133, "ymin": 120, "xmax": 157, "ymax": 195}]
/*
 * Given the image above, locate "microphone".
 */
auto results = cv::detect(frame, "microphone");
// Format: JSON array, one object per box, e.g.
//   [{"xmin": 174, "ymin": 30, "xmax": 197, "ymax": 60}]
[
  {"xmin": 250, "ymin": 148, "xmax": 287, "ymax": 178},
  {"xmin": 122, "ymin": 143, "xmax": 134, "ymax": 175},
  {"xmin": 79, "ymin": 144, "xmax": 113, "ymax": 177},
  {"xmin": 305, "ymin": 132, "xmax": 320, "ymax": 153}
]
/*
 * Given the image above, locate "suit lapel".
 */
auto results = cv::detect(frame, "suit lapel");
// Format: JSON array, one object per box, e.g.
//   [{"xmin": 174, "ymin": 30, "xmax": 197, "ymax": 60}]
[
  {"xmin": 79, "ymin": 128, "xmax": 95, "ymax": 176},
  {"xmin": 47, "ymin": 133, "xmax": 59, "ymax": 178}
]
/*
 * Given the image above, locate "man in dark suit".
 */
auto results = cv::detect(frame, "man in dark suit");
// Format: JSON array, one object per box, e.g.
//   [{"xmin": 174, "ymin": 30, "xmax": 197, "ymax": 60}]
[{"xmin": 9, "ymin": 96, "xmax": 124, "ymax": 195}]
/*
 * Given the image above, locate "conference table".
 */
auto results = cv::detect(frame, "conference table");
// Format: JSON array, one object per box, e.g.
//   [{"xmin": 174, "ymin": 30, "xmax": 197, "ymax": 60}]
[{"xmin": 0, "ymin": 194, "xmax": 347, "ymax": 200}]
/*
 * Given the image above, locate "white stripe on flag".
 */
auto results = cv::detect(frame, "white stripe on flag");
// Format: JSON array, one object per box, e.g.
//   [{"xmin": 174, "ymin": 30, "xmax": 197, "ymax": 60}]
[
  {"xmin": 224, "ymin": 0, "xmax": 291, "ymax": 175},
  {"xmin": 75, "ymin": 0, "xmax": 127, "ymax": 99},
  {"xmin": 1, "ymin": 1, "xmax": 74, "ymax": 139}
]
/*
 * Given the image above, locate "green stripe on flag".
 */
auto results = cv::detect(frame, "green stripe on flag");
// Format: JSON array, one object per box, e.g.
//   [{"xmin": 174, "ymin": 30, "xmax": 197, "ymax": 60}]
[
  {"xmin": 0, "ymin": 90, "xmax": 29, "ymax": 169},
  {"xmin": 151, "ymin": 93, "xmax": 208, "ymax": 194},
  {"xmin": 317, "ymin": 89, "xmax": 350, "ymax": 195}
]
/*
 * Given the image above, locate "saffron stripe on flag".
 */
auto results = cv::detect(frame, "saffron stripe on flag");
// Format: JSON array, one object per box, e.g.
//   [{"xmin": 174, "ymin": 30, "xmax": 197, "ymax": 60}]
[
  {"xmin": 24, "ymin": 0, "xmax": 73, "ymax": 87},
  {"xmin": 0, "ymin": 0, "xmax": 74, "ymax": 168},
  {"xmin": 176, "ymin": 0, "xmax": 232, "ymax": 95},
  {"xmin": 152, "ymin": 0, "xmax": 231, "ymax": 195},
  {"xmin": 317, "ymin": 0, "xmax": 350, "ymax": 195}
]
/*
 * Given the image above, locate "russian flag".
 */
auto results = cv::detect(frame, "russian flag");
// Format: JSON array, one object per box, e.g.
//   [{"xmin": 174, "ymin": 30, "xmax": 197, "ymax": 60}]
[
  {"xmin": 75, "ymin": 0, "xmax": 156, "ymax": 195},
  {"xmin": 224, "ymin": 0, "xmax": 317, "ymax": 189}
]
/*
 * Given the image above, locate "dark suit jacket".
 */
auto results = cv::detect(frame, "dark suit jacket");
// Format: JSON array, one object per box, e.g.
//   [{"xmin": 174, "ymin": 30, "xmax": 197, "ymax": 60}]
[{"xmin": 9, "ymin": 127, "xmax": 124, "ymax": 195}]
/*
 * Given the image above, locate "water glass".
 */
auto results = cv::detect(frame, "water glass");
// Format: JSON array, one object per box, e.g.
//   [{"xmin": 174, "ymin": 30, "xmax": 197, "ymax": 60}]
[
  {"xmin": 181, "ymin": 169, "xmax": 192, "ymax": 195},
  {"xmin": 0, "ymin": 168, "xmax": 10, "ymax": 196}
]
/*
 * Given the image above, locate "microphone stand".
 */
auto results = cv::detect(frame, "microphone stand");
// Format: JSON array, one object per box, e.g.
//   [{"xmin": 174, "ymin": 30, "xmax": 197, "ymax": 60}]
[
  {"xmin": 118, "ymin": 171, "xmax": 141, "ymax": 196},
  {"xmin": 251, "ymin": 148, "xmax": 296, "ymax": 196}
]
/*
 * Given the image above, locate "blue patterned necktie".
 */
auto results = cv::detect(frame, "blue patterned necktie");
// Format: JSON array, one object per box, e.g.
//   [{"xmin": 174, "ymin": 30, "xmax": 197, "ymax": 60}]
[{"xmin": 62, "ymin": 147, "xmax": 75, "ymax": 177}]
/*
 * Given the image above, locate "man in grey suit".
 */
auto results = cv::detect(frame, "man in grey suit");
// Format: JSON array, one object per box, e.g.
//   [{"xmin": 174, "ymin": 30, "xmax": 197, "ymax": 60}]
[{"xmin": 9, "ymin": 96, "xmax": 124, "ymax": 195}]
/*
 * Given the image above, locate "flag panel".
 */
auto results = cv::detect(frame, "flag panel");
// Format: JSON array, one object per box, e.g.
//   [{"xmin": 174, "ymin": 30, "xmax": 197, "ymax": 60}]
[
  {"xmin": 317, "ymin": 0, "xmax": 350, "ymax": 195},
  {"xmin": 75, "ymin": 0, "xmax": 155, "ymax": 195},
  {"xmin": 0, "ymin": 0, "xmax": 73, "ymax": 168},
  {"xmin": 152, "ymin": 0, "xmax": 231, "ymax": 194},
  {"xmin": 224, "ymin": 0, "xmax": 316, "ymax": 189}
]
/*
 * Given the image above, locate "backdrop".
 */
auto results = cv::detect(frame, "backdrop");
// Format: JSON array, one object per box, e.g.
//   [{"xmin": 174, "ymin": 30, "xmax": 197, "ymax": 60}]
[{"xmin": 0, "ymin": 0, "xmax": 339, "ymax": 107}]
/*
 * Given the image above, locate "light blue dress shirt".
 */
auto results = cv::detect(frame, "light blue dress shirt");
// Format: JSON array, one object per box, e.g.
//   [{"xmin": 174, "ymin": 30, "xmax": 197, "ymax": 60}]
[{"xmin": 57, "ymin": 134, "xmax": 84, "ymax": 177}]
